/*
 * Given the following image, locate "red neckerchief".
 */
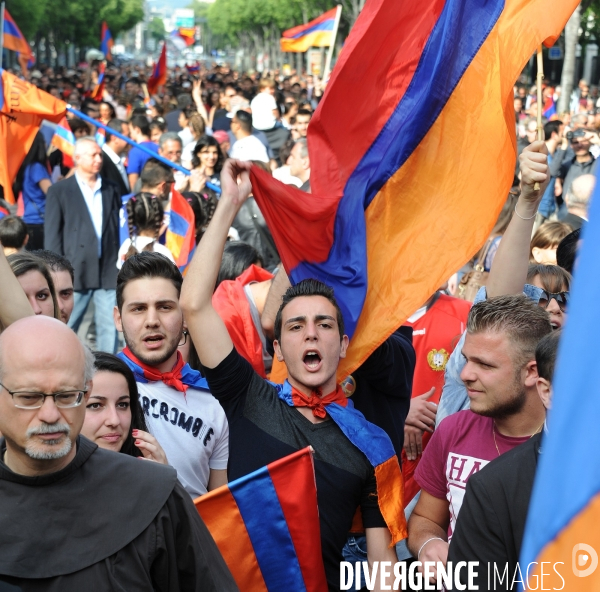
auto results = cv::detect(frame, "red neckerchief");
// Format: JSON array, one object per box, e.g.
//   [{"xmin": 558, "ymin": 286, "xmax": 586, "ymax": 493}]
[
  {"xmin": 290, "ymin": 385, "xmax": 347, "ymax": 419},
  {"xmin": 122, "ymin": 347, "xmax": 188, "ymax": 393}
]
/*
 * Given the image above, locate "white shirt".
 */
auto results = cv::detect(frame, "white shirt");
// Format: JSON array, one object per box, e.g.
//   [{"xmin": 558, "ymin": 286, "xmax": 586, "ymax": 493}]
[
  {"xmin": 75, "ymin": 172, "xmax": 103, "ymax": 257},
  {"xmin": 272, "ymin": 165, "xmax": 302, "ymax": 187},
  {"xmin": 229, "ymin": 135, "xmax": 269, "ymax": 163},
  {"xmin": 117, "ymin": 236, "xmax": 176, "ymax": 269},
  {"xmin": 250, "ymin": 92, "xmax": 277, "ymax": 130},
  {"xmin": 178, "ymin": 127, "xmax": 195, "ymax": 147},
  {"xmin": 137, "ymin": 380, "xmax": 229, "ymax": 498},
  {"xmin": 102, "ymin": 143, "xmax": 129, "ymax": 190}
]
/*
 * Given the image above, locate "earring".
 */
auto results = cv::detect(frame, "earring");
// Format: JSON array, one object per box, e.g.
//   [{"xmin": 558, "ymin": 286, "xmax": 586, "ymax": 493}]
[{"xmin": 178, "ymin": 330, "xmax": 188, "ymax": 347}]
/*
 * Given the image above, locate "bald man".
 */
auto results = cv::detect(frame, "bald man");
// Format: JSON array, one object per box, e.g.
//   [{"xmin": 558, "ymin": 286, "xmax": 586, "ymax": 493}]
[
  {"xmin": 0, "ymin": 316, "xmax": 237, "ymax": 591},
  {"xmin": 562, "ymin": 173, "xmax": 595, "ymax": 230}
]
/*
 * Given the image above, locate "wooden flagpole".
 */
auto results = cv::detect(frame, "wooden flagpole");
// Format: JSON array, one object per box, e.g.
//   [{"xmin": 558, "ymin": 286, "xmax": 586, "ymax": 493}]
[
  {"xmin": 323, "ymin": 5, "xmax": 342, "ymax": 82},
  {"xmin": 534, "ymin": 45, "xmax": 544, "ymax": 190}
]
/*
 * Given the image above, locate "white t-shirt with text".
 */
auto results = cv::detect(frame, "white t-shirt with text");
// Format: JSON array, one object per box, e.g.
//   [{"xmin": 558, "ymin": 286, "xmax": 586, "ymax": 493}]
[{"xmin": 137, "ymin": 380, "xmax": 229, "ymax": 498}]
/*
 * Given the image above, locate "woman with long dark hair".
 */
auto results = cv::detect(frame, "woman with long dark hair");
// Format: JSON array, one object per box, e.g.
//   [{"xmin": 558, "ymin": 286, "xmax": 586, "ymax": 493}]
[
  {"xmin": 12, "ymin": 132, "xmax": 52, "ymax": 251},
  {"xmin": 81, "ymin": 351, "xmax": 168, "ymax": 461},
  {"xmin": 7, "ymin": 252, "xmax": 60, "ymax": 320},
  {"xmin": 190, "ymin": 135, "xmax": 225, "ymax": 188}
]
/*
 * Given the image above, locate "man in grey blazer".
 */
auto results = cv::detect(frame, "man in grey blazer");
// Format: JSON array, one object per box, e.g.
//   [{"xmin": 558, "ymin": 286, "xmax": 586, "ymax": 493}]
[{"xmin": 44, "ymin": 137, "xmax": 121, "ymax": 353}]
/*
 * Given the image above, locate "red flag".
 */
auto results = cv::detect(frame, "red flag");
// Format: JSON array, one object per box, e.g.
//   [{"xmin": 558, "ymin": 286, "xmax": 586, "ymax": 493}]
[
  {"xmin": 0, "ymin": 69, "xmax": 66, "ymax": 203},
  {"xmin": 147, "ymin": 44, "xmax": 167, "ymax": 96}
]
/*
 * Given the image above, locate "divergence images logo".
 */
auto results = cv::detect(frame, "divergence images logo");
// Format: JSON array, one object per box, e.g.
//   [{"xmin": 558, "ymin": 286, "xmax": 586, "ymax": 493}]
[{"xmin": 572, "ymin": 544, "xmax": 598, "ymax": 578}]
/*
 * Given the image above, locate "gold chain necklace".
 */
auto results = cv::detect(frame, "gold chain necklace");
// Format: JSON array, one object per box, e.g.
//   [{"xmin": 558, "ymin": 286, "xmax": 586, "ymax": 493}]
[{"xmin": 492, "ymin": 421, "xmax": 544, "ymax": 457}]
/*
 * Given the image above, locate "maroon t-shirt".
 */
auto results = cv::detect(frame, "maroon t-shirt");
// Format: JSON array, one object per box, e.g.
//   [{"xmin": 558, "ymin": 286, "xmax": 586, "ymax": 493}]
[{"xmin": 415, "ymin": 410, "xmax": 529, "ymax": 539}]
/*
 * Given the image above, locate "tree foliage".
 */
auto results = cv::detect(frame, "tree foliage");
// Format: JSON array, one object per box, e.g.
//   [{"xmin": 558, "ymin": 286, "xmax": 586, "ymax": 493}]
[
  {"xmin": 148, "ymin": 17, "xmax": 166, "ymax": 43},
  {"xmin": 6, "ymin": 0, "xmax": 144, "ymax": 52}
]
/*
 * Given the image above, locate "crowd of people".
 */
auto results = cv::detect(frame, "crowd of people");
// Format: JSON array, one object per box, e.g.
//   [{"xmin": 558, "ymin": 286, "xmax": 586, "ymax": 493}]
[{"xmin": 0, "ymin": 59, "xmax": 591, "ymax": 591}]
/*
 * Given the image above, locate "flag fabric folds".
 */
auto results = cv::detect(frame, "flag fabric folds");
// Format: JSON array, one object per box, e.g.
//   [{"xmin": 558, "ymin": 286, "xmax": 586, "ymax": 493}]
[
  {"xmin": 195, "ymin": 447, "xmax": 328, "ymax": 592},
  {"xmin": 213, "ymin": 264, "xmax": 275, "ymax": 378},
  {"xmin": 100, "ymin": 22, "xmax": 113, "ymax": 60},
  {"xmin": 3, "ymin": 9, "xmax": 34, "ymax": 75},
  {"xmin": 0, "ymin": 69, "xmax": 66, "ymax": 204},
  {"xmin": 147, "ymin": 43, "xmax": 167, "ymax": 96},
  {"xmin": 166, "ymin": 189, "xmax": 196, "ymax": 273},
  {"xmin": 177, "ymin": 27, "xmax": 196, "ymax": 47},
  {"xmin": 519, "ymin": 176, "xmax": 600, "ymax": 590},
  {"xmin": 252, "ymin": 0, "xmax": 579, "ymax": 381},
  {"xmin": 280, "ymin": 8, "xmax": 337, "ymax": 53}
]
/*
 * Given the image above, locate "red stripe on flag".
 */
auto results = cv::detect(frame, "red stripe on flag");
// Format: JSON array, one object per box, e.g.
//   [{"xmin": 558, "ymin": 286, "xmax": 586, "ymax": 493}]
[{"xmin": 268, "ymin": 448, "xmax": 328, "ymax": 591}]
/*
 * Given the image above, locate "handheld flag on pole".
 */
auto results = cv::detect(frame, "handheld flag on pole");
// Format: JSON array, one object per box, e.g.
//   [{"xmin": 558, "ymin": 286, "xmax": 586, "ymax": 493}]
[
  {"xmin": 166, "ymin": 189, "xmax": 196, "ymax": 274},
  {"xmin": 0, "ymin": 69, "xmax": 66, "ymax": 203},
  {"xmin": 51, "ymin": 117, "xmax": 76, "ymax": 156},
  {"xmin": 195, "ymin": 447, "xmax": 328, "ymax": 592},
  {"xmin": 519, "ymin": 175, "xmax": 600, "ymax": 590},
  {"xmin": 281, "ymin": 8, "xmax": 338, "ymax": 53},
  {"xmin": 100, "ymin": 22, "xmax": 113, "ymax": 61},
  {"xmin": 2, "ymin": 8, "xmax": 34, "ymax": 74},
  {"xmin": 89, "ymin": 62, "xmax": 106, "ymax": 102},
  {"xmin": 147, "ymin": 43, "xmax": 167, "ymax": 96},
  {"xmin": 253, "ymin": 0, "xmax": 580, "ymax": 381},
  {"xmin": 186, "ymin": 62, "xmax": 200, "ymax": 75}
]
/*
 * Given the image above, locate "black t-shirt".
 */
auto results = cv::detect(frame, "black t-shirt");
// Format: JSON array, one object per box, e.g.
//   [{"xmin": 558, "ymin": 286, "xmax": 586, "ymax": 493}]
[{"xmin": 204, "ymin": 349, "xmax": 386, "ymax": 591}]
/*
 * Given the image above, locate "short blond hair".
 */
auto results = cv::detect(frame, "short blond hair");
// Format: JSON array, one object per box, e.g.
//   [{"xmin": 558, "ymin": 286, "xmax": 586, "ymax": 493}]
[
  {"xmin": 467, "ymin": 295, "xmax": 552, "ymax": 366},
  {"xmin": 259, "ymin": 78, "xmax": 276, "ymax": 91}
]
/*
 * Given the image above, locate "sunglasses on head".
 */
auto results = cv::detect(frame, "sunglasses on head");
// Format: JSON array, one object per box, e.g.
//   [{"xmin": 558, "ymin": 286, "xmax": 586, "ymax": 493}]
[{"xmin": 539, "ymin": 290, "xmax": 568, "ymax": 312}]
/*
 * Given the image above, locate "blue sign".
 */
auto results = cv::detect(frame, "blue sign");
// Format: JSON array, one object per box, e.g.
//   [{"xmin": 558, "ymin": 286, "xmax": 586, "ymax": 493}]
[{"xmin": 548, "ymin": 46, "xmax": 562, "ymax": 60}]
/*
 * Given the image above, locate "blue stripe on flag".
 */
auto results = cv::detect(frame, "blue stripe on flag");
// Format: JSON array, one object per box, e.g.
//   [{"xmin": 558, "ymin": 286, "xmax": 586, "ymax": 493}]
[
  {"xmin": 519, "ymin": 173, "xmax": 600, "ymax": 574},
  {"xmin": 230, "ymin": 467, "xmax": 307, "ymax": 592},
  {"xmin": 289, "ymin": 20, "xmax": 335, "ymax": 39},
  {"xmin": 348, "ymin": 0, "xmax": 505, "ymax": 210},
  {"xmin": 168, "ymin": 209, "xmax": 190, "ymax": 237},
  {"xmin": 3, "ymin": 21, "xmax": 22, "ymax": 39}
]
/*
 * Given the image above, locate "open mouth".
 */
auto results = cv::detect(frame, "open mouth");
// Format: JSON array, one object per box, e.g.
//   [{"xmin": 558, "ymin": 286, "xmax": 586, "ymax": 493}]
[
  {"xmin": 143, "ymin": 334, "xmax": 164, "ymax": 349},
  {"xmin": 303, "ymin": 351, "xmax": 322, "ymax": 371}
]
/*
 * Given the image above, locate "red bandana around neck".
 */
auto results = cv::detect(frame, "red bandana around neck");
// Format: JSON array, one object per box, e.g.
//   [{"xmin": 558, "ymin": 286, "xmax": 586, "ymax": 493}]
[
  {"xmin": 290, "ymin": 385, "xmax": 347, "ymax": 419},
  {"xmin": 122, "ymin": 347, "xmax": 188, "ymax": 393}
]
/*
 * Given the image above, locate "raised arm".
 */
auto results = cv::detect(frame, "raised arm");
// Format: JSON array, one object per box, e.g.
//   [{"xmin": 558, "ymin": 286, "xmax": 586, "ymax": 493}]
[
  {"xmin": 486, "ymin": 141, "xmax": 550, "ymax": 298},
  {"xmin": 0, "ymin": 249, "xmax": 34, "ymax": 331},
  {"xmin": 260, "ymin": 267, "xmax": 291, "ymax": 340},
  {"xmin": 180, "ymin": 160, "xmax": 253, "ymax": 369}
]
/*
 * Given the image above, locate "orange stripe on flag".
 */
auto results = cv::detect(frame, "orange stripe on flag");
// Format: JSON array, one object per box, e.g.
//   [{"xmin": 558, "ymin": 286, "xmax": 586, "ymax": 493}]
[
  {"xmin": 528, "ymin": 493, "xmax": 600, "ymax": 590},
  {"xmin": 195, "ymin": 488, "xmax": 269, "ymax": 592},
  {"xmin": 337, "ymin": 0, "xmax": 552, "ymax": 379},
  {"xmin": 375, "ymin": 457, "xmax": 407, "ymax": 545}
]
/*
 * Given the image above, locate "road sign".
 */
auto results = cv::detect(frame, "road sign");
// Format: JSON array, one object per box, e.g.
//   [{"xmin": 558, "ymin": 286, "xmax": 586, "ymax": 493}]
[{"xmin": 548, "ymin": 46, "xmax": 563, "ymax": 60}]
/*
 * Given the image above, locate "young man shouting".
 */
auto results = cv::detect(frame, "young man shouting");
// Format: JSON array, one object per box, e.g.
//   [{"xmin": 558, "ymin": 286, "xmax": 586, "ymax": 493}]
[{"xmin": 180, "ymin": 160, "xmax": 404, "ymax": 591}]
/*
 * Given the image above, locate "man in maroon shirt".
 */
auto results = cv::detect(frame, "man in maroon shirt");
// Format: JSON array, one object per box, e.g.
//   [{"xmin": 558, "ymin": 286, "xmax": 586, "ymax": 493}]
[{"xmin": 407, "ymin": 294, "xmax": 551, "ymax": 585}]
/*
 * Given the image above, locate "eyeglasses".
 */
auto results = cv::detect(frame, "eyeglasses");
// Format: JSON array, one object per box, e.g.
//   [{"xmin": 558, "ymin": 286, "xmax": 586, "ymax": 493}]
[
  {"xmin": 539, "ymin": 290, "xmax": 568, "ymax": 313},
  {"xmin": 0, "ymin": 382, "xmax": 87, "ymax": 409}
]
